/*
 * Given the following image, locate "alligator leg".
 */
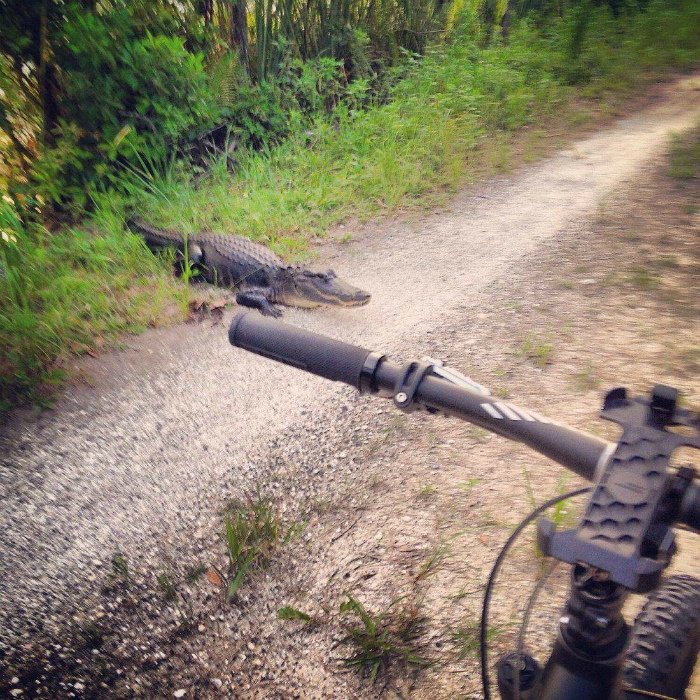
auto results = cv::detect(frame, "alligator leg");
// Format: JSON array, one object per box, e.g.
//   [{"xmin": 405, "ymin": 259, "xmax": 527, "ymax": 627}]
[{"xmin": 236, "ymin": 289, "xmax": 283, "ymax": 318}]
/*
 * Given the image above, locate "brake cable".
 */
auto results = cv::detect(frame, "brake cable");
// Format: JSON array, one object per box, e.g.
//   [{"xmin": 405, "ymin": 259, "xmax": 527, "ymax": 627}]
[
  {"xmin": 480, "ymin": 487, "xmax": 591, "ymax": 700},
  {"xmin": 621, "ymin": 689, "xmax": 681, "ymax": 700},
  {"xmin": 514, "ymin": 558, "xmax": 560, "ymax": 700}
]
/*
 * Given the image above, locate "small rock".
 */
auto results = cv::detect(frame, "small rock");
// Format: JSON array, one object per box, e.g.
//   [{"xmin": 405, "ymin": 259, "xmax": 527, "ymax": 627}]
[
  {"xmin": 173, "ymin": 691, "xmax": 187, "ymax": 699},
  {"xmin": 11, "ymin": 677, "xmax": 19, "ymax": 684},
  {"xmin": 580, "ymin": 278, "xmax": 597, "ymax": 285},
  {"xmin": 10, "ymin": 691, "xmax": 23, "ymax": 697},
  {"xmin": 212, "ymin": 679, "xmax": 223, "ymax": 688},
  {"xmin": 74, "ymin": 682, "xmax": 85, "ymax": 691}
]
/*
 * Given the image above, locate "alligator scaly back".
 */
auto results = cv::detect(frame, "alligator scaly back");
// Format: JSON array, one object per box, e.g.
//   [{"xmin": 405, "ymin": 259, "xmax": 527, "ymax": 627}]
[{"xmin": 126, "ymin": 216, "xmax": 370, "ymax": 316}]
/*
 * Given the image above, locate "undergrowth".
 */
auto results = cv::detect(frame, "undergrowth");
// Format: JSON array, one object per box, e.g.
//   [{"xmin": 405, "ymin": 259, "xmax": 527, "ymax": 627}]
[
  {"xmin": 0, "ymin": 201, "xmax": 179, "ymax": 411},
  {"xmin": 223, "ymin": 491, "xmax": 301, "ymax": 601},
  {"xmin": 136, "ymin": 0, "xmax": 700, "ymax": 255}
]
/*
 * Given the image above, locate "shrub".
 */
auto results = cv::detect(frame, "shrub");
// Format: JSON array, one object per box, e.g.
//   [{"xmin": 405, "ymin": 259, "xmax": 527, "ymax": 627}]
[{"xmin": 29, "ymin": 5, "xmax": 219, "ymax": 211}]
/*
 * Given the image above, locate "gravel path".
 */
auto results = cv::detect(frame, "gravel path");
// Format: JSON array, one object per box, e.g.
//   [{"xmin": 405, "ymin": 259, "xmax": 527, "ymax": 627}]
[{"xmin": 1, "ymin": 73, "xmax": 699, "ymax": 652}]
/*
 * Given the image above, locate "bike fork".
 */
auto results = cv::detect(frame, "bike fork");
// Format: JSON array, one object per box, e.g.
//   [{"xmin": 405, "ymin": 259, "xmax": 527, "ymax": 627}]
[{"xmin": 496, "ymin": 563, "xmax": 629, "ymax": 700}]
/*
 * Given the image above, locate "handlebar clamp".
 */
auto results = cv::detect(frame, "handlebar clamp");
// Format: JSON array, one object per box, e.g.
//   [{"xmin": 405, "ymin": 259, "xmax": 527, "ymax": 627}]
[{"xmin": 393, "ymin": 361, "xmax": 435, "ymax": 412}]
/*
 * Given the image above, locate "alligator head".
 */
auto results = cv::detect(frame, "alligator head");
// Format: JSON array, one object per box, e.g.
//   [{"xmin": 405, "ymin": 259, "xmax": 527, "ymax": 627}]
[{"xmin": 280, "ymin": 267, "xmax": 371, "ymax": 308}]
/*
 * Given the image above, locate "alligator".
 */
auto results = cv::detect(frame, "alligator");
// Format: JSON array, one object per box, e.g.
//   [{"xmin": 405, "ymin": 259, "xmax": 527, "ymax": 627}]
[{"xmin": 127, "ymin": 216, "xmax": 370, "ymax": 317}]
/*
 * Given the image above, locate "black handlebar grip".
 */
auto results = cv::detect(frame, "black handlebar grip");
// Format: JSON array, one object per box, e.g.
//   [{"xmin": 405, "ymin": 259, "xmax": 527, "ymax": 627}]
[{"xmin": 229, "ymin": 312, "xmax": 372, "ymax": 388}]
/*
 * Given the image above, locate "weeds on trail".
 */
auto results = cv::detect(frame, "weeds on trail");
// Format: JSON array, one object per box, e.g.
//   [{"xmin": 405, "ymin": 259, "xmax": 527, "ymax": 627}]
[
  {"xmin": 278, "ymin": 606, "xmax": 312, "ymax": 623},
  {"xmin": 626, "ymin": 265, "xmax": 659, "ymax": 290},
  {"xmin": 452, "ymin": 621, "xmax": 510, "ymax": 660},
  {"xmin": 185, "ymin": 563, "xmax": 207, "ymax": 584},
  {"xmin": 111, "ymin": 553, "xmax": 131, "ymax": 587},
  {"xmin": 518, "ymin": 335, "xmax": 554, "ymax": 368},
  {"xmin": 414, "ymin": 543, "xmax": 449, "ymax": 583},
  {"xmin": 155, "ymin": 568, "xmax": 193, "ymax": 621},
  {"xmin": 573, "ymin": 361, "xmax": 600, "ymax": 391},
  {"xmin": 224, "ymin": 491, "xmax": 301, "ymax": 601},
  {"xmin": 156, "ymin": 570, "xmax": 177, "ymax": 601},
  {"xmin": 338, "ymin": 594, "xmax": 430, "ymax": 683},
  {"xmin": 668, "ymin": 131, "xmax": 700, "ymax": 180}
]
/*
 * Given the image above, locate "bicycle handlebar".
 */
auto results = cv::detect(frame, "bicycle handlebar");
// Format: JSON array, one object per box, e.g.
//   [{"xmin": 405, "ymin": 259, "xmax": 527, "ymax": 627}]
[
  {"xmin": 229, "ymin": 312, "xmax": 613, "ymax": 481},
  {"xmin": 229, "ymin": 312, "xmax": 700, "ymax": 535}
]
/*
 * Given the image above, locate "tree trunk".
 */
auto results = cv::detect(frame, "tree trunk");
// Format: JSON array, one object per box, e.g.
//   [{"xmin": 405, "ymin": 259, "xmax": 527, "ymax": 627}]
[
  {"xmin": 230, "ymin": 0, "xmax": 249, "ymax": 73},
  {"xmin": 500, "ymin": 1, "xmax": 511, "ymax": 41},
  {"xmin": 37, "ymin": 0, "xmax": 59, "ymax": 146}
]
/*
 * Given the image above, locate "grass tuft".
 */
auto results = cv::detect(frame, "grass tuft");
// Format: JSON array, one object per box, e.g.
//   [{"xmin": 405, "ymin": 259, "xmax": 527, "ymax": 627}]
[
  {"xmin": 223, "ymin": 490, "xmax": 300, "ymax": 601},
  {"xmin": 668, "ymin": 131, "xmax": 700, "ymax": 179},
  {"xmin": 338, "ymin": 594, "xmax": 430, "ymax": 683},
  {"xmin": 278, "ymin": 606, "xmax": 312, "ymax": 623}
]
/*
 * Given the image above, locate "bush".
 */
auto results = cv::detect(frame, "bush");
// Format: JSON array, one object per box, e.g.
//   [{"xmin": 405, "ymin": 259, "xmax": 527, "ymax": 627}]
[
  {"xmin": 0, "ymin": 195, "xmax": 178, "ymax": 410},
  {"xmin": 29, "ymin": 5, "xmax": 219, "ymax": 211}
]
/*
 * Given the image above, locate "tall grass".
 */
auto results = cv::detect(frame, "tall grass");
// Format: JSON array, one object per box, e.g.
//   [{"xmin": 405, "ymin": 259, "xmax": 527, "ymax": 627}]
[
  {"xmin": 137, "ymin": 0, "xmax": 700, "ymax": 257},
  {"xmin": 0, "ymin": 200, "xmax": 179, "ymax": 411}
]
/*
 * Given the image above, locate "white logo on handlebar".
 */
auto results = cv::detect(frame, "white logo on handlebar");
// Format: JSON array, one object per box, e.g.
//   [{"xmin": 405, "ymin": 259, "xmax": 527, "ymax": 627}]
[{"xmin": 482, "ymin": 402, "xmax": 557, "ymax": 424}]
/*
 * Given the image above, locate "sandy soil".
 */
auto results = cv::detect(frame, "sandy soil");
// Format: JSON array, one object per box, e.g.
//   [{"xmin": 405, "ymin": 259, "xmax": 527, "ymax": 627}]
[{"xmin": 1, "ymin": 74, "xmax": 699, "ymax": 699}]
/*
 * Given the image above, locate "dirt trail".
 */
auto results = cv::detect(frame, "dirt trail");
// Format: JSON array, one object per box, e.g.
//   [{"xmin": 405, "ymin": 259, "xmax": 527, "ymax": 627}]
[{"xmin": 1, "ymin": 73, "xmax": 699, "ymax": 657}]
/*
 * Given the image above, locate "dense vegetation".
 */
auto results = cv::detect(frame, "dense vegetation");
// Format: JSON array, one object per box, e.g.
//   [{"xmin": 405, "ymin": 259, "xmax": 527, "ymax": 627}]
[{"xmin": 1, "ymin": 0, "xmax": 699, "ymax": 411}]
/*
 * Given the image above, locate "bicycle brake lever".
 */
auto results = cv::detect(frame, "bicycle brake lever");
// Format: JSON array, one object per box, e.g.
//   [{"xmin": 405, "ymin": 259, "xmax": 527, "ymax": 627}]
[{"xmin": 423, "ymin": 357, "xmax": 492, "ymax": 396}]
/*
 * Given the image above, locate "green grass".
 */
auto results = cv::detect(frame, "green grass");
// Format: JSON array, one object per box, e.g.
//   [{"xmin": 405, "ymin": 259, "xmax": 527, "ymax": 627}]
[
  {"xmin": 278, "ymin": 606, "xmax": 312, "ymax": 623},
  {"xmin": 573, "ymin": 361, "xmax": 600, "ymax": 391},
  {"xmin": 223, "ymin": 491, "xmax": 300, "ymax": 601},
  {"xmin": 668, "ymin": 130, "xmax": 700, "ymax": 179},
  {"xmin": 518, "ymin": 335, "xmax": 554, "ymax": 368},
  {"xmin": 2, "ymin": 0, "xmax": 699, "ymax": 412},
  {"xmin": 414, "ymin": 543, "xmax": 449, "ymax": 582},
  {"xmin": 452, "ymin": 621, "xmax": 511, "ymax": 660},
  {"xmin": 625, "ymin": 265, "xmax": 659, "ymax": 289},
  {"xmin": 458, "ymin": 477, "xmax": 483, "ymax": 494},
  {"xmin": 156, "ymin": 569, "xmax": 177, "ymax": 601},
  {"xmin": 135, "ymin": 1, "xmax": 700, "ymax": 256},
  {"xmin": 184, "ymin": 563, "xmax": 207, "ymax": 584},
  {"xmin": 417, "ymin": 483, "xmax": 437, "ymax": 498},
  {"xmin": 110, "ymin": 552, "xmax": 132, "ymax": 588},
  {"xmin": 0, "ymin": 200, "xmax": 181, "ymax": 412},
  {"xmin": 338, "ymin": 594, "xmax": 430, "ymax": 683}
]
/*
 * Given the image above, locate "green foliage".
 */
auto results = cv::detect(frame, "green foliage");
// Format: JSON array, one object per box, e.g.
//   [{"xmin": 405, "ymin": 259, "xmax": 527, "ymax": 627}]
[
  {"xmin": 156, "ymin": 570, "xmax": 177, "ymax": 601},
  {"xmin": 30, "ymin": 7, "xmax": 218, "ymax": 209},
  {"xmin": 223, "ymin": 491, "xmax": 299, "ymax": 601},
  {"xmin": 668, "ymin": 131, "xmax": 700, "ymax": 180},
  {"xmin": 184, "ymin": 563, "xmax": 207, "ymax": 584},
  {"xmin": 452, "ymin": 620, "xmax": 511, "ymax": 659},
  {"xmin": 135, "ymin": 1, "xmax": 699, "ymax": 252},
  {"xmin": 110, "ymin": 553, "xmax": 131, "ymax": 587},
  {"xmin": 0, "ymin": 194, "xmax": 179, "ymax": 412},
  {"xmin": 339, "ymin": 594, "xmax": 430, "ymax": 683},
  {"xmin": 278, "ymin": 606, "xmax": 312, "ymax": 622}
]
